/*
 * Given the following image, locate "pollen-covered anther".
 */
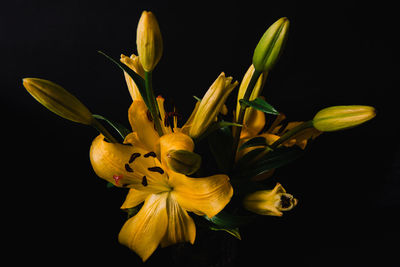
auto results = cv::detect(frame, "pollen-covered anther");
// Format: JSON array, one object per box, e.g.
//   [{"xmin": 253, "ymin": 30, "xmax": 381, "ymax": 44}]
[
  {"xmin": 144, "ymin": 151, "xmax": 157, "ymax": 158},
  {"xmin": 147, "ymin": 166, "xmax": 164, "ymax": 174},
  {"xmin": 125, "ymin": 164, "xmax": 134, "ymax": 172},
  {"xmin": 129, "ymin": 153, "xmax": 141, "ymax": 163}
]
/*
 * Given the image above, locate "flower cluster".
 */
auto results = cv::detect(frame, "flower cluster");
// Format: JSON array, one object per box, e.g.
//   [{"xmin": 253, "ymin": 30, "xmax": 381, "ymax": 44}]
[{"xmin": 23, "ymin": 11, "xmax": 376, "ymax": 261}]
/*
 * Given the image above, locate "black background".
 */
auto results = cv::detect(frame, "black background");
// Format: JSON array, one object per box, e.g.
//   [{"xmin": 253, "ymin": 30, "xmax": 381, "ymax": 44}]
[{"xmin": 2, "ymin": 0, "xmax": 399, "ymax": 266}]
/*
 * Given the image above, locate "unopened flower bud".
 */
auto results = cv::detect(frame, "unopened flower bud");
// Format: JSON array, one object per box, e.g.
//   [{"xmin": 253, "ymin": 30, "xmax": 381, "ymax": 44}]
[
  {"xmin": 120, "ymin": 54, "xmax": 145, "ymax": 101},
  {"xmin": 187, "ymin": 72, "xmax": 238, "ymax": 138},
  {"xmin": 243, "ymin": 183, "xmax": 298, "ymax": 216},
  {"xmin": 23, "ymin": 78, "xmax": 94, "ymax": 125},
  {"xmin": 166, "ymin": 149, "xmax": 202, "ymax": 175},
  {"xmin": 136, "ymin": 11, "xmax": 163, "ymax": 72},
  {"xmin": 253, "ymin": 17, "xmax": 290, "ymax": 72},
  {"xmin": 313, "ymin": 105, "xmax": 376, "ymax": 132}
]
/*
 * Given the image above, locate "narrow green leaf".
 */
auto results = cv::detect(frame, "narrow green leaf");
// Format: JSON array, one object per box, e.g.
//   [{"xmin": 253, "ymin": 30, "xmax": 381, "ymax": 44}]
[
  {"xmin": 195, "ymin": 121, "xmax": 242, "ymax": 143},
  {"xmin": 204, "ymin": 210, "xmax": 255, "ymax": 228},
  {"xmin": 193, "ymin": 95, "xmax": 202, "ymax": 102},
  {"xmin": 97, "ymin": 51, "xmax": 148, "ymax": 107},
  {"xmin": 208, "ymin": 126, "xmax": 233, "ymax": 173},
  {"xmin": 210, "ymin": 226, "xmax": 242, "ymax": 240},
  {"xmin": 233, "ymin": 147, "xmax": 303, "ymax": 179},
  {"xmin": 239, "ymin": 136, "xmax": 269, "ymax": 151},
  {"xmin": 93, "ymin": 114, "xmax": 131, "ymax": 139},
  {"xmin": 234, "ymin": 147, "xmax": 268, "ymax": 171},
  {"xmin": 239, "ymin": 97, "xmax": 279, "ymax": 115}
]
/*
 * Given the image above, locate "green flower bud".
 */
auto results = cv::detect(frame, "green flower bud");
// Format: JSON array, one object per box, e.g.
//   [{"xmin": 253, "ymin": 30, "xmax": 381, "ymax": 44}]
[
  {"xmin": 252, "ymin": 17, "xmax": 290, "ymax": 72},
  {"xmin": 23, "ymin": 78, "xmax": 94, "ymax": 125},
  {"xmin": 166, "ymin": 149, "xmax": 202, "ymax": 175},
  {"xmin": 313, "ymin": 105, "xmax": 376, "ymax": 132}
]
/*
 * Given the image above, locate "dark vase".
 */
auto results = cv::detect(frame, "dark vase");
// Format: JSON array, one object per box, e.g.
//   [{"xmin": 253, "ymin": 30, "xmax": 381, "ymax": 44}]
[{"xmin": 170, "ymin": 227, "xmax": 239, "ymax": 267}]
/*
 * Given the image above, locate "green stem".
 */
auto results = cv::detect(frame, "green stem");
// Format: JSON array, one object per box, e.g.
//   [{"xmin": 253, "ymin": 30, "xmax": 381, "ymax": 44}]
[
  {"xmin": 231, "ymin": 70, "xmax": 262, "ymax": 166},
  {"xmin": 91, "ymin": 118, "xmax": 119, "ymax": 143},
  {"xmin": 269, "ymin": 120, "xmax": 314, "ymax": 149},
  {"xmin": 144, "ymin": 71, "xmax": 163, "ymax": 136}
]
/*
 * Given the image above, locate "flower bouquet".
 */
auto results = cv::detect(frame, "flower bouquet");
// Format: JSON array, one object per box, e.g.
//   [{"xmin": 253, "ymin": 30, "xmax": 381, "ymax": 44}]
[{"xmin": 22, "ymin": 11, "xmax": 376, "ymax": 262}]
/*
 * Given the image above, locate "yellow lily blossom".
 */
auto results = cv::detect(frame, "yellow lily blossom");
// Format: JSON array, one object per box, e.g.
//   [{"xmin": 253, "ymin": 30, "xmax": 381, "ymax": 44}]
[
  {"xmin": 243, "ymin": 183, "xmax": 298, "ymax": 216},
  {"xmin": 120, "ymin": 53, "xmax": 145, "ymax": 101},
  {"xmin": 89, "ymin": 99, "xmax": 233, "ymax": 261},
  {"xmin": 182, "ymin": 72, "xmax": 238, "ymax": 138},
  {"xmin": 136, "ymin": 11, "xmax": 163, "ymax": 72}
]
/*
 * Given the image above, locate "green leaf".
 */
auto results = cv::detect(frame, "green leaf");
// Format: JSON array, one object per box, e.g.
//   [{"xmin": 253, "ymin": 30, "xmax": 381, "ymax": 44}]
[
  {"xmin": 239, "ymin": 136, "xmax": 269, "ymax": 151},
  {"xmin": 235, "ymin": 147, "xmax": 267, "ymax": 169},
  {"xmin": 106, "ymin": 182, "xmax": 114, "ymax": 188},
  {"xmin": 195, "ymin": 121, "xmax": 241, "ymax": 143},
  {"xmin": 233, "ymin": 147, "xmax": 303, "ymax": 179},
  {"xmin": 204, "ymin": 210, "xmax": 255, "ymax": 229},
  {"xmin": 239, "ymin": 97, "xmax": 279, "ymax": 115},
  {"xmin": 193, "ymin": 95, "xmax": 202, "ymax": 102},
  {"xmin": 93, "ymin": 114, "xmax": 131, "ymax": 140},
  {"xmin": 210, "ymin": 226, "xmax": 242, "ymax": 240},
  {"xmin": 208, "ymin": 126, "xmax": 233, "ymax": 173},
  {"xmin": 97, "ymin": 51, "xmax": 148, "ymax": 107}
]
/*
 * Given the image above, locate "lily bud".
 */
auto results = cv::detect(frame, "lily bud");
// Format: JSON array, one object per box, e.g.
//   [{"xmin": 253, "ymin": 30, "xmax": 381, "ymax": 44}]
[
  {"xmin": 187, "ymin": 72, "xmax": 238, "ymax": 138},
  {"xmin": 23, "ymin": 78, "xmax": 94, "ymax": 125},
  {"xmin": 312, "ymin": 105, "xmax": 376, "ymax": 132},
  {"xmin": 166, "ymin": 150, "xmax": 202, "ymax": 175},
  {"xmin": 236, "ymin": 64, "xmax": 268, "ymax": 124},
  {"xmin": 252, "ymin": 17, "xmax": 290, "ymax": 72},
  {"xmin": 120, "ymin": 54, "xmax": 145, "ymax": 101},
  {"xmin": 243, "ymin": 183, "xmax": 298, "ymax": 216},
  {"xmin": 136, "ymin": 11, "xmax": 163, "ymax": 72}
]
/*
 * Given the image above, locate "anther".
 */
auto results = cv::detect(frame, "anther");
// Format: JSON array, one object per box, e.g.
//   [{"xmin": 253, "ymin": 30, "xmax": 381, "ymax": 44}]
[
  {"xmin": 142, "ymin": 176, "xmax": 148, "ymax": 186},
  {"xmin": 144, "ymin": 151, "xmax": 157, "ymax": 158},
  {"xmin": 125, "ymin": 164, "xmax": 134, "ymax": 172},
  {"xmin": 129, "ymin": 153, "xmax": 141, "ymax": 163},
  {"xmin": 147, "ymin": 166, "xmax": 164, "ymax": 174}
]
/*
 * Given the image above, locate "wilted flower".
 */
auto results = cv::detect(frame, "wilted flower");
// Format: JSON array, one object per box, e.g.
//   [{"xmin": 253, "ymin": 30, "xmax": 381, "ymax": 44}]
[{"xmin": 243, "ymin": 183, "xmax": 298, "ymax": 216}]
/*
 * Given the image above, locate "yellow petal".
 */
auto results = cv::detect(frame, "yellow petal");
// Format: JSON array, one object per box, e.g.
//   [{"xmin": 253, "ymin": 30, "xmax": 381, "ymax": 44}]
[
  {"xmin": 121, "ymin": 188, "xmax": 150, "ymax": 209},
  {"xmin": 118, "ymin": 193, "xmax": 168, "ymax": 261},
  {"xmin": 161, "ymin": 194, "xmax": 196, "ymax": 247},
  {"xmin": 159, "ymin": 132, "xmax": 194, "ymax": 167},
  {"xmin": 89, "ymin": 134, "xmax": 170, "ymax": 192},
  {"xmin": 170, "ymin": 173, "xmax": 233, "ymax": 218},
  {"xmin": 240, "ymin": 109, "xmax": 266, "ymax": 139},
  {"xmin": 120, "ymin": 54, "xmax": 145, "ymax": 101},
  {"xmin": 156, "ymin": 95, "xmax": 173, "ymax": 134},
  {"xmin": 128, "ymin": 100, "xmax": 160, "ymax": 153}
]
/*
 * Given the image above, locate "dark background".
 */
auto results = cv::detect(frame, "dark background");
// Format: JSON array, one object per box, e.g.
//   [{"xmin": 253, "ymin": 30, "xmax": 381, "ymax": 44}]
[{"xmin": 2, "ymin": 0, "xmax": 399, "ymax": 266}]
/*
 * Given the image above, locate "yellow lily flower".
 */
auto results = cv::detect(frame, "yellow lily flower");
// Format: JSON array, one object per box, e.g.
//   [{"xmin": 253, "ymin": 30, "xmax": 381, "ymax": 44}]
[
  {"xmin": 89, "ymin": 99, "xmax": 233, "ymax": 261},
  {"xmin": 182, "ymin": 72, "xmax": 238, "ymax": 138},
  {"xmin": 243, "ymin": 183, "xmax": 298, "ymax": 216}
]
